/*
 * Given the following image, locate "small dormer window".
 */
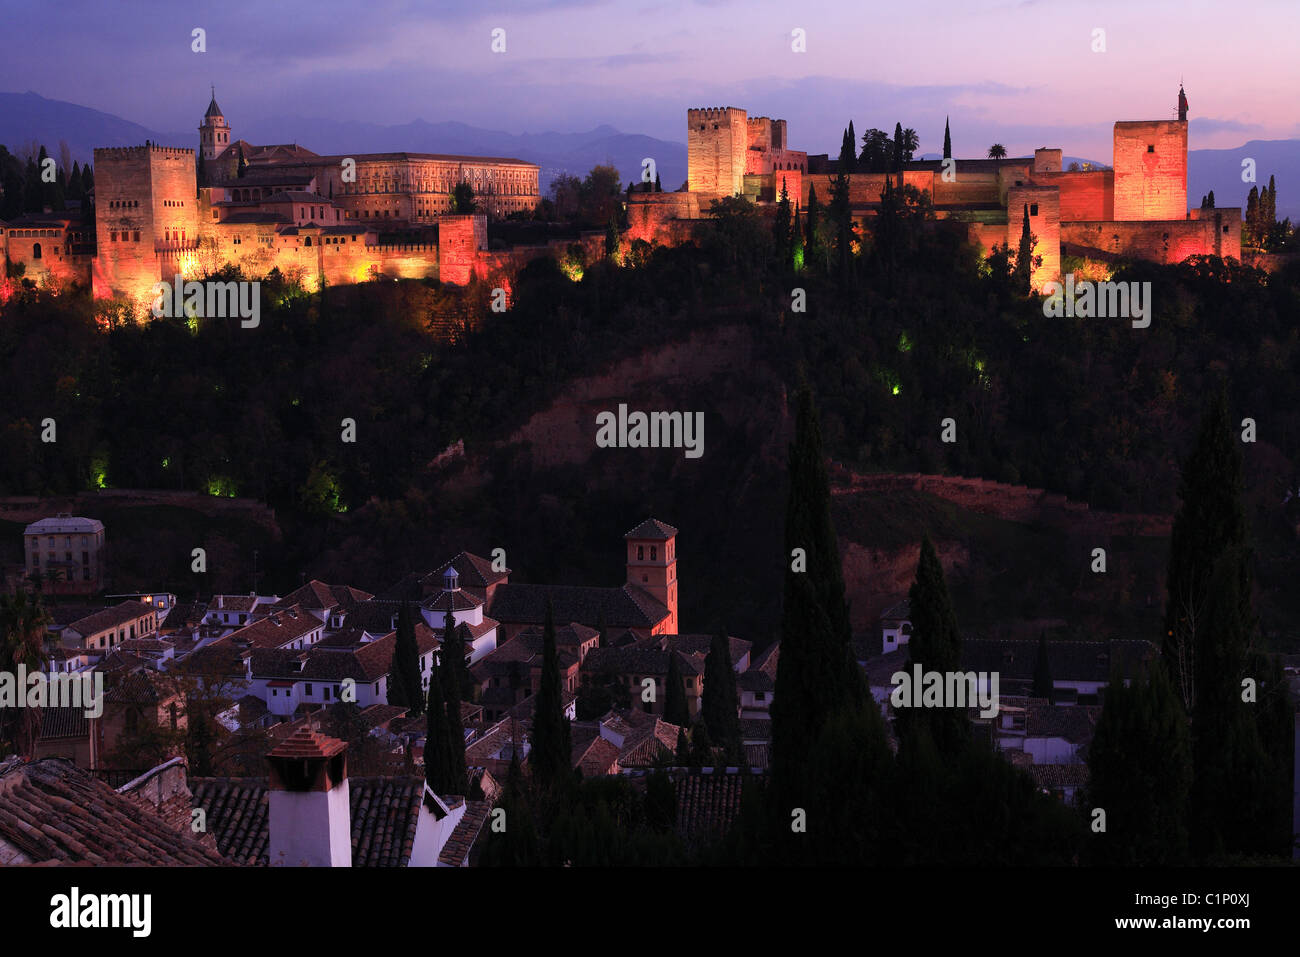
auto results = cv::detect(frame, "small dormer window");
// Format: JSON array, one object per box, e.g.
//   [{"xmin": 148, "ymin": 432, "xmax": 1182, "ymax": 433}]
[{"xmin": 444, "ymin": 567, "xmax": 459, "ymax": 591}]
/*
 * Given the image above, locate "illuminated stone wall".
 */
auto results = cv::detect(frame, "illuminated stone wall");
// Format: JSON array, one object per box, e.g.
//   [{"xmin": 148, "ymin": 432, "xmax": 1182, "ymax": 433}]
[
  {"xmin": 1113, "ymin": 120, "xmax": 1188, "ymax": 221},
  {"xmin": 687, "ymin": 107, "xmax": 748, "ymax": 199}
]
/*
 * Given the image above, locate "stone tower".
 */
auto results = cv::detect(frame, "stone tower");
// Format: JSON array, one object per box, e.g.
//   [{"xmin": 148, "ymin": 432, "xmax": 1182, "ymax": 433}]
[
  {"xmin": 687, "ymin": 107, "xmax": 747, "ymax": 200},
  {"xmin": 91, "ymin": 144, "xmax": 199, "ymax": 302},
  {"xmin": 624, "ymin": 518, "xmax": 679, "ymax": 634},
  {"xmin": 1112, "ymin": 86, "xmax": 1189, "ymax": 221},
  {"xmin": 199, "ymin": 88, "xmax": 230, "ymax": 162}
]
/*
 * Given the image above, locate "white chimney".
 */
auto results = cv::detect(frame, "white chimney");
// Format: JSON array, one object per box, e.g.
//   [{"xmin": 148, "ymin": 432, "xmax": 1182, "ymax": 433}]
[{"xmin": 266, "ymin": 727, "xmax": 351, "ymax": 867}]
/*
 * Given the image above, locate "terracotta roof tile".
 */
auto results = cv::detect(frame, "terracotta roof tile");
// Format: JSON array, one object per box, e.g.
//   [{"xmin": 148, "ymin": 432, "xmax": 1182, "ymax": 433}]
[{"xmin": 0, "ymin": 757, "xmax": 227, "ymax": 866}]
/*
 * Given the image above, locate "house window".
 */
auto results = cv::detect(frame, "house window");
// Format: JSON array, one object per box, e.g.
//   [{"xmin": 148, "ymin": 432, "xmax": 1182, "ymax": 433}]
[
  {"xmin": 305, "ymin": 683, "xmax": 313, "ymax": 695},
  {"xmin": 1147, "ymin": 144, "xmax": 1155, "ymax": 153},
  {"xmin": 323, "ymin": 687, "xmax": 330, "ymax": 700},
  {"xmin": 637, "ymin": 546, "xmax": 644, "ymax": 561},
  {"xmin": 650, "ymin": 546, "xmax": 657, "ymax": 561},
  {"xmin": 1030, "ymin": 204, "xmax": 1039, "ymax": 216},
  {"xmin": 755, "ymin": 692, "xmax": 766, "ymax": 701}
]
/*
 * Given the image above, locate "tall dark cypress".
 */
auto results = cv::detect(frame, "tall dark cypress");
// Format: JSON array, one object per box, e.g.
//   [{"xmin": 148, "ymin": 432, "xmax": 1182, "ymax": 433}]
[
  {"xmin": 702, "ymin": 626, "xmax": 742, "ymax": 761},
  {"xmin": 530, "ymin": 598, "xmax": 570, "ymax": 791},
  {"xmin": 663, "ymin": 651, "xmax": 691, "ymax": 728},
  {"xmin": 1014, "ymin": 203, "xmax": 1035, "ymax": 292},
  {"xmin": 896, "ymin": 535, "xmax": 968, "ymax": 756},
  {"xmin": 771, "ymin": 386, "xmax": 865, "ymax": 800},
  {"xmin": 388, "ymin": 601, "xmax": 423, "ymax": 715},
  {"xmin": 1189, "ymin": 546, "xmax": 1269, "ymax": 859},
  {"xmin": 892, "ymin": 123, "xmax": 904, "ymax": 173},
  {"xmin": 1086, "ymin": 662, "xmax": 1191, "ymax": 864},
  {"xmin": 442, "ymin": 608, "xmax": 470, "ymax": 706},
  {"xmin": 1163, "ymin": 386, "xmax": 1248, "ymax": 713},
  {"xmin": 943, "ymin": 117, "xmax": 952, "ymax": 160},
  {"xmin": 425, "ymin": 652, "xmax": 464, "ymax": 795}
]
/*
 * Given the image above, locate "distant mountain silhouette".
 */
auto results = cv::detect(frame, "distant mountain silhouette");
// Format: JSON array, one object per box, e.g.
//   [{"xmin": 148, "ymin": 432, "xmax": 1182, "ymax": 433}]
[
  {"xmin": 3, "ymin": 91, "xmax": 1295, "ymax": 219},
  {"xmin": 0, "ymin": 91, "xmax": 191, "ymax": 156},
  {"xmin": 1187, "ymin": 139, "xmax": 1300, "ymax": 221}
]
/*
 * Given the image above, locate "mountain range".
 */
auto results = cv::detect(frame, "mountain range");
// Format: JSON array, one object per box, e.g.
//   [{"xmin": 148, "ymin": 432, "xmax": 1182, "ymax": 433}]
[{"xmin": 2, "ymin": 91, "xmax": 1296, "ymax": 220}]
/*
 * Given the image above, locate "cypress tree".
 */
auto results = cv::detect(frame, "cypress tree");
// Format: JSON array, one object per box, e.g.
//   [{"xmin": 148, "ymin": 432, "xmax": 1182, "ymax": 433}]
[
  {"xmin": 773, "ymin": 180, "xmax": 792, "ymax": 270},
  {"xmin": 1032, "ymin": 632, "xmax": 1054, "ymax": 703},
  {"xmin": 654, "ymin": 171, "xmax": 662, "ymax": 192},
  {"xmin": 388, "ymin": 601, "xmax": 423, "ymax": 715},
  {"xmin": 702, "ymin": 626, "xmax": 742, "ymax": 761},
  {"xmin": 892, "ymin": 123, "xmax": 904, "ymax": 173},
  {"xmin": 1014, "ymin": 203, "xmax": 1035, "ymax": 292},
  {"xmin": 1207, "ymin": 189, "xmax": 1215, "ymax": 208},
  {"xmin": 805, "ymin": 184, "xmax": 822, "ymax": 271},
  {"xmin": 1245, "ymin": 185, "xmax": 1260, "ymax": 246},
  {"xmin": 663, "ymin": 651, "xmax": 691, "ymax": 728},
  {"xmin": 1086, "ymin": 661, "xmax": 1191, "ymax": 864},
  {"xmin": 425, "ymin": 652, "xmax": 463, "ymax": 795},
  {"xmin": 943, "ymin": 117, "xmax": 952, "ymax": 160},
  {"xmin": 1190, "ymin": 546, "xmax": 1269, "ymax": 859},
  {"xmin": 688, "ymin": 720, "xmax": 713, "ymax": 767},
  {"xmin": 771, "ymin": 386, "xmax": 865, "ymax": 802},
  {"xmin": 1163, "ymin": 386, "xmax": 1248, "ymax": 713},
  {"xmin": 442, "ymin": 608, "xmax": 470, "ymax": 705},
  {"xmin": 675, "ymin": 727, "xmax": 690, "ymax": 765},
  {"xmin": 897, "ymin": 535, "xmax": 968, "ymax": 757},
  {"xmin": 845, "ymin": 121, "xmax": 857, "ymax": 173},
  {"xmin": 530, "ymin": 598, "xmax": 570, "ymax": 792}
]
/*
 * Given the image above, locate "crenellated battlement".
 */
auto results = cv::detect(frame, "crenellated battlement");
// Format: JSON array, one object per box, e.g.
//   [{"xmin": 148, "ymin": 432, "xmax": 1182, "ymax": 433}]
[
  {"xmin": 94, "ymin": 144, "xmax": 197, "ymax": 159},
  {"xmin": 688, "ymin": 107, "xmax": 745, "ymax": 120}
]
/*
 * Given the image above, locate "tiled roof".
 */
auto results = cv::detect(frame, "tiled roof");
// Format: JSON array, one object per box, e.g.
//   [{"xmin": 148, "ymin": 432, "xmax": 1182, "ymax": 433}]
[
  {"xmin": 1025, "ymin": 702, "xmax": 1102, "ymax": 743},
  {"xmin": 274, "ymin": 580, "xmax": 373, "ymax": 613},
  {"xmin": 582, "ymin": 646, "xmax": 702, "ymax": 677},
  {"xmin": 269, "ymin": 727, "xmax": 346, "ymax": 760},
  {"xmin": 37, "ymin": 705, "xmax": 90, "ymax": 740},
  {"xmin": 211, "ymin": 595, "xmax": 258, "ymax": 613},
  {"xmin": 227, "ymin": 606, "xmax": 323, "ymax": 649},
  {"xmin": 104, "ymin": 670, "xmax": 176, "ymax": 705},
  {"xmin": 881, "ymin": 598, "xmax": 912, "ymax": 622},
  {"xmin": 120, "ymin": 638, "xmax": 174, "ymax": 654},
  {"xmin": 438, "ymin": 799, "xmax": 492, "ymax": 866},
  {"xmin": 961, "ymin": 639, "xmax": 1158, "ymax": 683},
  {"xmin": 23, "ymin": 515, "xmax": 103, "ymax": 535},
  {"xmin": 0, "ymin": 757, "xmax": 226, "ymax": 865},
  {"xmin": 434, "ymin": 552, "xmax": 511, "ymax": 589},
  {"xmin": 1027, "ymin": 763, "xmax": 1091, "ymax": 790},
  {"xmin": 190, "ymin": 775, "xmax": 428, "ymax": 867},
  {"xmin": 65, "ymin": 601, "xmax": 153, "ymax": 637},
  {"xmin": 673, "ymin": 769, "xmax": 761, "ymax": 843},
  {"xmin": 162, "ymin": 601, "xmax": 207, "ymax": 630},
  {"xmin": 489, "ymin": 583, "xmax": 669, "ymax": 630},
  {"xmin": 624, "ymin": 518, "xmax": 678, "ymax": 540},
  {"xmin": 574, "ymin": 735, "xmax": 622, "ymax": 777},
  {"xmin": 421, "ymin": 590, "xmax": 483, "ymax": 613}
]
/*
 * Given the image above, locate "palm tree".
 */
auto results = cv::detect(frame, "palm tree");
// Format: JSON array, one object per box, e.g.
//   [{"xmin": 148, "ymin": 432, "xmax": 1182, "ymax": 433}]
[
  {"xmin": 987, "ymin": 144, "xmax": 1008, "ymax": 159},
  {"xmin": 0, "ymin": 590, "xmax": 53, "ymax": 757},
  {"xmin": 901, "ymin": 129, "xmax": 920, "ymax": 163}
]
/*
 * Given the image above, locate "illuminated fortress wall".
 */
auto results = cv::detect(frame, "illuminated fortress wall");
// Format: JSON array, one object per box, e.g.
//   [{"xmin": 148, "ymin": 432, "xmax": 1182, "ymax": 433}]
[{"xmin": 1113, "ymin": 120, "xmax": 1188, "ymax": 221}]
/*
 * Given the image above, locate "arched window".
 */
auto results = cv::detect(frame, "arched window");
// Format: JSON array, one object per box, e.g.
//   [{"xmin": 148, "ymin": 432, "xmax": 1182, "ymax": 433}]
[
  {"xmin": 637, "ymin": 545, "xmax": 644, "ymax": 561},
  {"xmin": 31, "ymin": 242, "xmax": 41, "ymax": 259},
  {"xmin": 304, "ymin": 236, "xmax": 312, "ymax": 246},
  {"xmin": 650, "ymin": 546, "xmax": 657, "ymax": 561}
]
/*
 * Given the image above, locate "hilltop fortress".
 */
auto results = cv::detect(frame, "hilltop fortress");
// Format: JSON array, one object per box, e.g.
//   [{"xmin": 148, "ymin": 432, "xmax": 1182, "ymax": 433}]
[
  {"xmin": 1, "ymin": 85, "xmax": 1243, "ymax": 303},
  {"xmin": 628, "ymin": 85, "xmax": 1241, "ymax": 290}
]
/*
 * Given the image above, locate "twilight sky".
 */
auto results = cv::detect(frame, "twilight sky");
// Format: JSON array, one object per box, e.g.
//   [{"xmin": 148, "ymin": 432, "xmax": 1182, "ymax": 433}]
[{"xmin": 3, "ymin": 0, "xmax": 1297, "ymax": 160}]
